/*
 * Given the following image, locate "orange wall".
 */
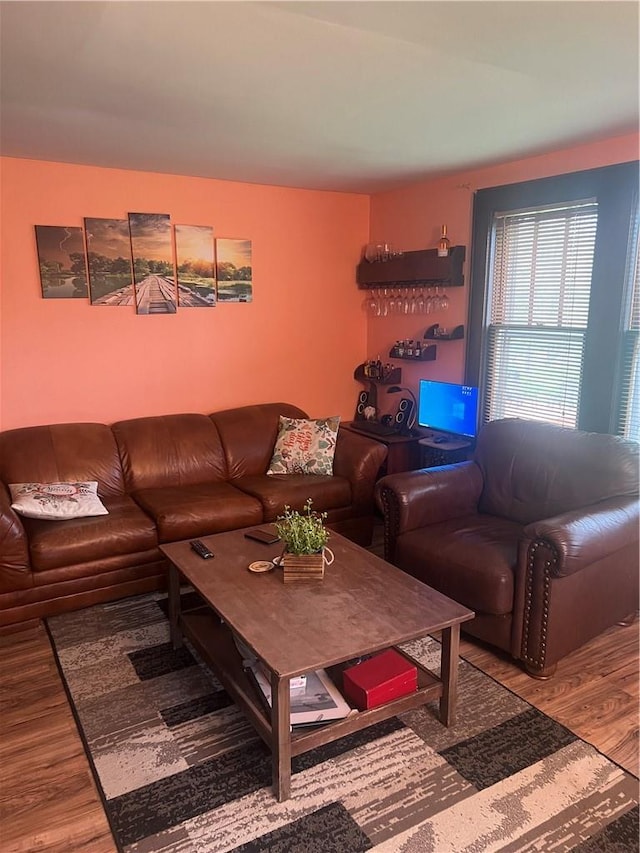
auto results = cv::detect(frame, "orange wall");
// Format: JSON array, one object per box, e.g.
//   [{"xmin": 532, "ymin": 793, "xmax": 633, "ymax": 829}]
[
  {"xmin": 2, "ymin": 134, "xmax": 637, "ymax": 432},
  {"xmin": 366, "ymin": 132, "xmax": 640, "ymax": 421},
  {"xmin": 0, "ymin": 158, "xmax": 369, "ymax": 430}
]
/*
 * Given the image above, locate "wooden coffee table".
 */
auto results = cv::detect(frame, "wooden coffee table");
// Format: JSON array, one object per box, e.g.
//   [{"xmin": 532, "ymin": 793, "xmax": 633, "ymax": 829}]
[{"xmin": 160, "ymin": 528, "xmax": 474, "ymax": 801}]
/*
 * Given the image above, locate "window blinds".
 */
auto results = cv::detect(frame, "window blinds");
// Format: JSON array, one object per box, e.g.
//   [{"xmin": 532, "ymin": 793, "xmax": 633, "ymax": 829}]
[
  {"xmin": 485, "ymin": 201, "xmax": 598, "ymax": 427},
  {"xmin": 617, "ymin": 237, "xmax": 640, "ymax": 439}
]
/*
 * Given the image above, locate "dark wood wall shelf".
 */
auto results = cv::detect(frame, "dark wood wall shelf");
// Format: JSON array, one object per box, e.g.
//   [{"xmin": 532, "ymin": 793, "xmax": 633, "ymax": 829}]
[
  {"xmin": 356, "ymin": 246, "xmax": 465, "ymax": 288},
  {"xmin": 354, "ymin": 364, "xmax": 402, "ymax": 411},
  {"xmin": 389, "ymin": 344, "xmax": 437, "ymax": 361},
  {"xmin": 354, "ymin": 364, "xmax": 402, "ymax": 385},
  {"xmin": 424, "ymin": 324, "xmax": 464, "ymax": 341}
]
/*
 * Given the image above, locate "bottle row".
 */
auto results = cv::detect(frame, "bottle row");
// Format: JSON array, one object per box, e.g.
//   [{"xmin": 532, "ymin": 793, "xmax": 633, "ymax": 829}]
[
  {"xmin": 391, "ymin": 340, "xmax": 426, "ymax": 359},
  {"xmin": 361, "ymin": 358, "xmax": 397, "ymax": 381}
]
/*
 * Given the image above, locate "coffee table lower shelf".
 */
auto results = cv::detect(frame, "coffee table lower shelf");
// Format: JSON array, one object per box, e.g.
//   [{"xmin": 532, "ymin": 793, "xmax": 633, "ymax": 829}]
[{"xmin": 177, "ymin": 607, "xmax": 447, "ymax": 788}]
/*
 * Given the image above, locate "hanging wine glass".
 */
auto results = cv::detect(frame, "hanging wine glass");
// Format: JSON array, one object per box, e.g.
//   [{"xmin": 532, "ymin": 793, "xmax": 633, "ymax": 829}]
[
  {"xmin": 424, "ymin": 288, "xmax": 434, "ymax": 314},
  {"xmin": 381, "ymin": 288, "xmax": 390, "ymax": 316},
  {"xmin": 440, "ymin": 288, "xmax": 450, "ymax": 311}
]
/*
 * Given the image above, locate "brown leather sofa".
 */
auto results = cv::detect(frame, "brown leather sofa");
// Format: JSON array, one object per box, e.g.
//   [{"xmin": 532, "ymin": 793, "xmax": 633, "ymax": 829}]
[
  {"xmin": 375, "ymin": 418, "xmax": 639, "ymax": 676},
  {"xmin": 0, "ymin": 403, "xmax": 386, "ymax": 628}
]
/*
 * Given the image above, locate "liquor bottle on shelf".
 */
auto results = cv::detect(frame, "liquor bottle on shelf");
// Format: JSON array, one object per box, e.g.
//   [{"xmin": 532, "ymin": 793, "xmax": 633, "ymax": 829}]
[{"xmin": 437, "ymin": 225, "xmax": 450, "ymax": 258}]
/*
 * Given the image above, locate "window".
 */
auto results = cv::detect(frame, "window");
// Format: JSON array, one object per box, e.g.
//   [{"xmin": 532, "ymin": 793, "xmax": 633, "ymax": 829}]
[
  {"xmin": 467, "ymin": 161, "xmax": 639, "ymax": 435},
  {"xmin": 617, "ymin": 236, "xmax": 640, "ymax": 439},
  {"xmin": 485, "ymin": 201, "xmax": 597, "ymax": 428}
]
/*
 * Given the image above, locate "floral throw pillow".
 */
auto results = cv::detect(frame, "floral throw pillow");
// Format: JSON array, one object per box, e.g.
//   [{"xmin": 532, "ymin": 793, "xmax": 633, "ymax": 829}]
[
  {"xmin": 267, "ymin": 416, "xmax": 341, "ymax": 476},
  {"xmin": 9, "ymin": 481, "xmax": 109, "ymax": 521}
]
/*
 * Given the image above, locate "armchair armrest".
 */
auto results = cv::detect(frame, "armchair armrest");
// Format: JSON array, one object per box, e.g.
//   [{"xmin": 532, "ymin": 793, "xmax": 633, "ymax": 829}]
[
  {"xmin": 515, "ymin": 495, "xmax": 639, "ymax": 675},
  {"xmin": 333, "ymin": 428, "xmax": 387, "ymax": 511},
  {"xmin": 523, "ymin": 496, "xmax": 640, "ymax": 578},
  {"xmin": 0, "ymin": 483, "xmax": 31, "ymax": 593},
  {"xmin": 375, "ymin": 461, "xmax": 483, "ymax": 561}
]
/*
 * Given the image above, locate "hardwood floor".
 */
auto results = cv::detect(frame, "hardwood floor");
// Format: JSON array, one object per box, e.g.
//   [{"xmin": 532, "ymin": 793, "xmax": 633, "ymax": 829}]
[
  {"xmin": 459, "ymin": 622, "xmax": 640, "ymax": 777},
  {"xmin": 0, "ymin": 614, "xmax": 638, "ymax": 852},
  {"xmin": 0, "ymin": 623, "xmax": 118, "ymax": 853}
]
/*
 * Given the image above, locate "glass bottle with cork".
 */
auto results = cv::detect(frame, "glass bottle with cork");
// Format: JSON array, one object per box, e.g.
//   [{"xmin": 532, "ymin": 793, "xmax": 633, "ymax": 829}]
[{"xmin": 437, "ymin": 225, "xmax": 450, "ymax": 258}]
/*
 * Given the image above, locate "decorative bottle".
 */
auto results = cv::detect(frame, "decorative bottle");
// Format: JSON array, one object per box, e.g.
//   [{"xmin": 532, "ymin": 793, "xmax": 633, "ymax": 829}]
[{"xmin": 437, "ymin": 225, "xmax": 450, "ymax": 258}]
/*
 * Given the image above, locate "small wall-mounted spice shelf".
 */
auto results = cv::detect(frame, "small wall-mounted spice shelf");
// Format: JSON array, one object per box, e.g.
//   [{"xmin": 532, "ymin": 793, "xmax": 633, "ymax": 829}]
[
  {"xmin": 354, "ymin": 364, "xmax": 402, "ymax": 385},
  {"xmin": 424, "ymin": 324, "xmax": 464, "ymax": 341},
  {"xmin": 356, "ymin": 246, "xmax": 465, "ymax": 288},
  {"xmin": 388, "ymin": 343, "xmax": 437, "ymax": 361}
]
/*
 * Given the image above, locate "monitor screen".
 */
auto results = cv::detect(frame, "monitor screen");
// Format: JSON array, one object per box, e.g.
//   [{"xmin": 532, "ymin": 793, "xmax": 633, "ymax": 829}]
[{"xmin": 417, "ymin": 380, "xmax": 479, "ymax": 439}]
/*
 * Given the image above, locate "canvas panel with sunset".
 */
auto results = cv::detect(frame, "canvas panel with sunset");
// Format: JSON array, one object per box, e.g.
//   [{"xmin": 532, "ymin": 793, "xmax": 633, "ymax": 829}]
[
  {"xmin": 216, "ymin": 238, "xmax": 252, "ymax": 302},
  {"xmin": 84, "ymin": 218, "xmax": 135, "ymax": 305},
  {"xmin": 175, "ymin": 225, "xmax": 216, "ymax": 307},
  {"xmin": 128, "ymin": 212, "xmax": 177, "ymax": 314},
  {"xmin": 35, "ymin": 225, "xmax": 88, "ymax": 298}
]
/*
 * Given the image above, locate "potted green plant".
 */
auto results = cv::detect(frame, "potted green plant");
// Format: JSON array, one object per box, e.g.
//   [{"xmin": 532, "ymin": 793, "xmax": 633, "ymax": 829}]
[{"xmin": 274, "ymin": 499, "xmax": 333, "ymax": 582}]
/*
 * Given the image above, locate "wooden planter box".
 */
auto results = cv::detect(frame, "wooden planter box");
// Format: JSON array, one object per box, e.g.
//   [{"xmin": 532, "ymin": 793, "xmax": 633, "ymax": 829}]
[{"xmin": 282, "ymin": 552, "xmax": 325, "ymax": 583}]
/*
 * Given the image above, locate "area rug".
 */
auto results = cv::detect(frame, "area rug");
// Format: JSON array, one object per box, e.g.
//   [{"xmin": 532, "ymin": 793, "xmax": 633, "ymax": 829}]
[{"xmin": 46, "ymin": 592, "xmax": 639, "ymax": 853}]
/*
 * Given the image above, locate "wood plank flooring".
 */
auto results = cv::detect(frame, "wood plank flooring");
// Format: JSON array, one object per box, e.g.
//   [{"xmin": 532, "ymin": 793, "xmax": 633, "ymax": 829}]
[
  {"xmin": 0, "ymin": 623, "xmax": 118, "ymax": 853},
  {"xmin": 0, "ymin": 612, "xmax": 638, "ymax": 852}
]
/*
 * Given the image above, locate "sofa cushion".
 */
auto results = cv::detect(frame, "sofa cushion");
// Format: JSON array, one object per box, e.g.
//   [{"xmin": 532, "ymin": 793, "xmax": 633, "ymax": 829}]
[
  {"xmin": 25, "ymin": 496, "xmax": 158, "ymax": 572},
  {"xmin": 233, "ymin": 474, "xmax": 351, "ymax": 521},
  {"xmin": 9, "ymin": 482, "xmax": 109, "ymax": 521},
  {"xmin": 113, "ymin": 414, "xmax": 227, "ymax": 491},
  {"xmin": 395, "ymin": 514, "xmax": 521, "ymax": 616},
  {"xmin": 132, "ymin": 482, "xmax": 263, "ymax": 542},
  {"xmin": 0, "ymin": 423, "xmax": 126, "ymax": 497},
  {"xmin": 210, "ymin": 403, "xmax": 308, "ymax": 479},
  {"xmin": 267, "ymin": 416, "xmax": 340, "ymax": 476}
]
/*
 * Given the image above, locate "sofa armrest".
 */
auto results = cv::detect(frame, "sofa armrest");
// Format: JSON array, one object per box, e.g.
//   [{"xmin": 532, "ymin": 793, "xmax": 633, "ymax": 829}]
[
  {"xmin": 333, "ymin": 428, "xmax": 387, "ymax": 511},
  {"xmin": 0, "ymin": 484, "xmax": 32, "ymax": 592},
  {"xmin": 523, "ymin": 496, "xmax": 640, "ymax": 578},
  {"xmin": 375, "ymin": 461, "xmax": 484, "ymax": 561}
]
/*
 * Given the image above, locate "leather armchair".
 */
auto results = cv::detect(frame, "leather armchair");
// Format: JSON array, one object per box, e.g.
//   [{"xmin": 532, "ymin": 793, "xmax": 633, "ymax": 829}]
[{"xmin": 375, "ymin": 418, "xmax": 639, "ymax": 677}]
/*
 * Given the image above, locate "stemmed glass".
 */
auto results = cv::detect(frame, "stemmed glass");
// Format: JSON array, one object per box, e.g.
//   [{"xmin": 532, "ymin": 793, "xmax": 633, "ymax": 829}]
[
  {"xmin": 440, "ymin": 288, "xmax": 450, "ymax": 311},
  {"xmin": 424, "ymin": 288, "xmax": 434, "ymax": 314}
]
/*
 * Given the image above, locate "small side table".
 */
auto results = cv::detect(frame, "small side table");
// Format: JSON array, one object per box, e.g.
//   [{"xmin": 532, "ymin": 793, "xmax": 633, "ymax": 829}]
[{"xmin": 418, "ymin": 436, "xmax": 472, "ymax": 468}]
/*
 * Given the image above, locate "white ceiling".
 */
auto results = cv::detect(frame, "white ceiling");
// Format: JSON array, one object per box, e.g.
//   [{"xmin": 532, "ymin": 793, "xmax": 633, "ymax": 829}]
[{"xmin": 1, "ymin": 1, "xmax": 638, "ymax": 193}]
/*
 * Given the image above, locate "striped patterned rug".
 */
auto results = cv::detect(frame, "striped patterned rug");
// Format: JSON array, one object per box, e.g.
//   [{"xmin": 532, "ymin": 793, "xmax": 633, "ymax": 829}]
[{"xmin": 46, "ymin": 591, "xmax": 639, "ymax": 853}]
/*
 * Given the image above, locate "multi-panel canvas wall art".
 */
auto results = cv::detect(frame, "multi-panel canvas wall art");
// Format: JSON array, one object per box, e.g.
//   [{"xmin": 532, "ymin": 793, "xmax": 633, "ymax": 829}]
[
  {"xmin": 216, "ymin": 238, "xmax": 252, "ymax": 302},
  {"xmin": 128, "ymin": 213, "xmax": 177, "ymax": 314},
  {"xmin": 84, "ymin": 218, "xmax": 135, "ymax": 306},
  {"xmin": 34, "ymin": 215, "xmax": 253, "ymax": 311},
  {"xmin": 175, "ymin": 225, "xmax": 216, "ymax": 307},
  {"xmin": 35, "ymin": 226, "xmax": 88, "ymax": 298}
]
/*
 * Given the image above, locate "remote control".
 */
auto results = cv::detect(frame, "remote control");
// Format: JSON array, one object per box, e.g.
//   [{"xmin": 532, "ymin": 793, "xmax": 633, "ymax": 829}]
[{"xmin": 190, "ymin": 539, "xmax": 214, "ymax": 559}]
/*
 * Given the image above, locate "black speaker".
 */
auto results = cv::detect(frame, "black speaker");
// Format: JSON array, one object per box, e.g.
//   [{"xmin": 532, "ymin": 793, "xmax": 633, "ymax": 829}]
[
  {"xmin": 393, "ymin": 398, "xmax": 415, "ymax": 435},
  {"xmin": 354, "ymin": 390, "xmax": 370, "ymax": 421}
]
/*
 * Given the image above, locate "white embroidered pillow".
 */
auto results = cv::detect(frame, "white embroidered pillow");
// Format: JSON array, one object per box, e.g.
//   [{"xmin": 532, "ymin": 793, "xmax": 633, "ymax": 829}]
[
  {"xmin": 9, "ymin": 482, "xmax": 109, "ymax": 521},
  {"xmin": 267, "ymin": 416, "xmax": 340, "ymax": 476}
]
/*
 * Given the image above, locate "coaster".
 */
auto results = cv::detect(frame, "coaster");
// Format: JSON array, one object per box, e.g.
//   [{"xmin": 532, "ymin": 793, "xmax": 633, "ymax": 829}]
[{"xmin": 248, "ymin": 560, "xmax": 274, "ymax": 573}]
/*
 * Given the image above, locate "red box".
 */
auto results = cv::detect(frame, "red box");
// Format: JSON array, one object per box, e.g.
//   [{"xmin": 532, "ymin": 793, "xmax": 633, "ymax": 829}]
[{"xmin": 342, "ymin": 649, "xmax": 418, "ymax": 710}]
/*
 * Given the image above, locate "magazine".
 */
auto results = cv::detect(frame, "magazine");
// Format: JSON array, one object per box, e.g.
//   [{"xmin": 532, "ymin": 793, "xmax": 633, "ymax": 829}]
[{"xmin": 249, "ymin": 663, "xmax": 352, "ymax": 726}]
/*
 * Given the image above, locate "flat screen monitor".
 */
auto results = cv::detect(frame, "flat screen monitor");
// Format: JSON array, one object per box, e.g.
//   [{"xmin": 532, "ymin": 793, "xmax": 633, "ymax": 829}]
[{"xmin": 417, "ymin": 379, "xmax": 479, "ymax": 439}]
